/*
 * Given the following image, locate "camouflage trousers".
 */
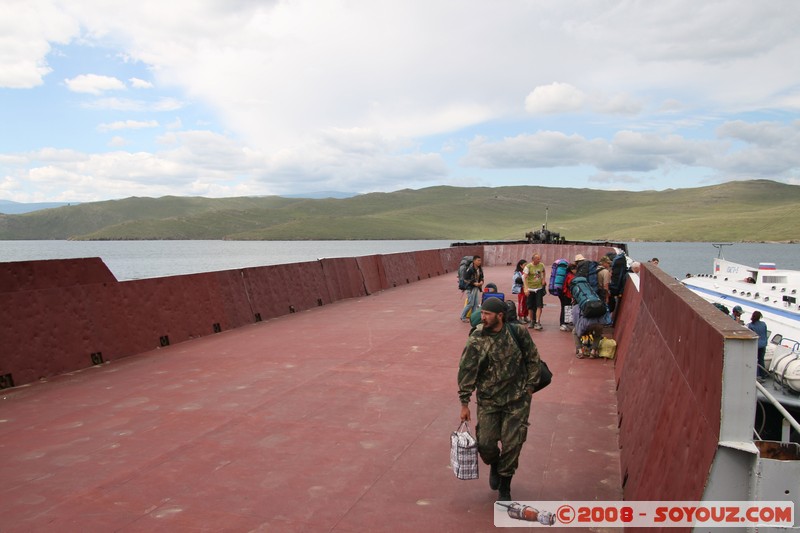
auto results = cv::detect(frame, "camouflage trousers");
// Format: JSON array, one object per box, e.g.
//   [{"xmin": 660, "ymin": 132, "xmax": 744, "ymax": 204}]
[{"xmin": 475, "ymin": 395, "xmax": 532, "ymax": 478}]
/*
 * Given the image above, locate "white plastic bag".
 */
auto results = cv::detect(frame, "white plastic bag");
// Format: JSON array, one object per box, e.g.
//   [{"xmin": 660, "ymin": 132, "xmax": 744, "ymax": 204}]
[
  {"xmin": 563, "ymin": 304, "xmax": 573, "ymax": 324},
  {"xmin": 450, "ymin": 421, "xmax": 479, "ymax": 480}
]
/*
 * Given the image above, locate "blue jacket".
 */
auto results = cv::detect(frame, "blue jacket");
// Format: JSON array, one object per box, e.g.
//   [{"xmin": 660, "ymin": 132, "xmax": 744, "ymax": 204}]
[{"xmin": 747, "ymin": 320, "xmax": 768, "ymax": 348}]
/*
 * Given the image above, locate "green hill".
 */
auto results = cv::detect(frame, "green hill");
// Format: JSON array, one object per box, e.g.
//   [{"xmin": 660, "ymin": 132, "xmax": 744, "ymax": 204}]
[{"xmin": 0, "ymin": 180, "xmax": 797, "ymax": 242}]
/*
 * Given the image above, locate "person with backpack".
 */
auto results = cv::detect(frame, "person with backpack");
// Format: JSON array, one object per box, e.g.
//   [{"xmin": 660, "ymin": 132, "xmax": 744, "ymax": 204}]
[
  {"xmin": 522, "ymin": 253, "xmax": 546, "ymax": 330},
  {"xmin": 459, "ymin": 255, "xmax": 484, "ymax": 322},
  {"xmin": 458, "ymin": 296, "xmax": 543, "ymax": 502},
  {"xmin": 559, "ymin": 262, "xmax": 576, "ymax": 331},
  {"xmin": 511, "ymin": 259, "xmax": 529, "ymax": 323},
  {"xmin": 597, "ymin": 256, "xmax": 612, "ymax": 325}
]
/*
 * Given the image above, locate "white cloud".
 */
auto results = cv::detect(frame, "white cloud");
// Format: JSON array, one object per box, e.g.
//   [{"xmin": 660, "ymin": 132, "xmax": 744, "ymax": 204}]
[
  {"xmin": 128, "ymin": 77, "xmax": 153, "ymax": 89},
  {"xmin": 0, "ymin": 125, "xmax": 449, "ymax": 202},
  {"xmin": 165, "ymin": 118, "xmax": 183, "ymax": 130},
  {"xmin": 463, "ymin": 129, "xmax": 716, "ymax": 173},
  {"xmin": 98, "ymin": 120, "xmax": 159, "ymax": 132},
  {"xmin": 525, "ymin": 83, "xmax": 586, "ymax": 114},
  {"xmin": 0, "ymin": 0, "xmax": 78, "ymax": 88},
  {"xmin": 64, "ymin": 74, "xmax": 126, "ymax": 95},
  {"xmin": 2, "ymin": 0, "xmax": 800, "ymax": 201},
  {"xmin": 83, "ymin": 97, "xmax": 185, "ymax": 112},
  {"xmin": 588, "ymin": 172, "xmax": 644, "ymax": 185},
  {"xmin": 713, "ymin": 120, "xmax": 800, "ymax": 176},
  {"xmin": 261, "ymin": 135, "xmax": 448, "ymax": 193},
  {"xmin": 591, "ymin": 93, "xmax": 643, "ymax": 116},
  {"xmin": 716, "ymin": 120, "xmax": 796, "ymax": 147},
  {"xmin": 525, "ymin": 83, "xmax": 643, "ymax": 116}
]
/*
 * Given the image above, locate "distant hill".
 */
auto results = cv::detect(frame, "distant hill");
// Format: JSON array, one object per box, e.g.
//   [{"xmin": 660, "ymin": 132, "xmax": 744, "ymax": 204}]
[
  {"xmin": 278, "ymin": 191, "xmax": 359, "ymax": 199},
  {"xmin": 0, "ymin": 180, "xmax": 797, "ymax": 242},
  {"xmin": 0, "ymin": 200, "xmax": 76, "ymax": 214}
]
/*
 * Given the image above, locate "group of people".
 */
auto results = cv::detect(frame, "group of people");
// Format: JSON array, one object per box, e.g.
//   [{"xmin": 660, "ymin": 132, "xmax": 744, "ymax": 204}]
[
  {"xmin": 455, "ymin": 251, "xmax": 615, "ymax": 503},
  {"xmin": 461, "ymin": 251, "xmax": 618, "ymax": 336},
  {"xmin": 459, "ymin": 253, "xmax": 548, "ymax": 329},
  {"xmin": 712, "ymin": 303, "xmax": 769, "ymax": 380},
  {"xmin": 727, "ymin": 305, "xmax": 769, "ymax": 381},
  {"xmin": 455, "ymin": 251, "xmax": 770, "ymax": 504},
  {"xmin": 512, "ymin": 254, "xmax": 546, "ymax": 330}
]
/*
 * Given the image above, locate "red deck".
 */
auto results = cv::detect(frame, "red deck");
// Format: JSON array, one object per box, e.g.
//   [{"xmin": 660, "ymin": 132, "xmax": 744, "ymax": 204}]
[{"xmin": 0, "ymin": 266, "xmax": 621, "ymax": 532}]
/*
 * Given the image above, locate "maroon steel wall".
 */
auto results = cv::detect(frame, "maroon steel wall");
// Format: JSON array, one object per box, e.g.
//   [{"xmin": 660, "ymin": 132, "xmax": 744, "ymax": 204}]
[
  {"xmin": 0, "ymin": 258, "xmax": 117, "ymax": 292},
  {"xmin": 481, "ymin": 243, "xmax": 618, "ymax": 268},
  {"xmin": 0, "ymin": 243, "xmax": 621, "ymax": 389},
  {"xmin": 0, "ymin": 246, "xmax": 477, "ymax": 387},
  {"xmin": 614, "ymin": 263, "xmax": 724, "ymax": 516}
]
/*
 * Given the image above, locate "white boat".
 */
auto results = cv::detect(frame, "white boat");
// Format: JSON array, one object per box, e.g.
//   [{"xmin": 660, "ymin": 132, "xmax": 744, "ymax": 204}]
[{"xmin": 682, "ymin": 254, "xmax": 800, "ymax": 394}]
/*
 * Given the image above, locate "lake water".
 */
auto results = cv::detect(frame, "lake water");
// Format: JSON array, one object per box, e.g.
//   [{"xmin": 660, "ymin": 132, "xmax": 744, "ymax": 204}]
[
  {"xmin": 0, "ymin": 240, "xmax": 454, "ymax": 281},
  {"xmin": 1, "ymin": 240, "xmax": 799, "ymax": 281}
]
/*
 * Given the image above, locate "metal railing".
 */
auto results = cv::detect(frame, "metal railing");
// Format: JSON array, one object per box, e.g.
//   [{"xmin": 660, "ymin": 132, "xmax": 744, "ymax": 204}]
[{"xmin": 755, "ymin": 380, "xmax": 800, "ymax": 442}]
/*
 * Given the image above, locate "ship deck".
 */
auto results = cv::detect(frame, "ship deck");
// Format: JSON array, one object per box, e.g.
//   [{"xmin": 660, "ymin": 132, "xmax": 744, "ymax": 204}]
[{"xmin": 0, "ymin": 266, "xmax": 622, "ymax": 532}]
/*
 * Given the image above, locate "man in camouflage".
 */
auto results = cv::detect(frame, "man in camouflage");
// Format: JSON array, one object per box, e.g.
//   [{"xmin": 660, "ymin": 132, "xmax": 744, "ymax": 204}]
[{"xmin": 458, "ymin": 296, "xmax": 542, "ymax": 502}]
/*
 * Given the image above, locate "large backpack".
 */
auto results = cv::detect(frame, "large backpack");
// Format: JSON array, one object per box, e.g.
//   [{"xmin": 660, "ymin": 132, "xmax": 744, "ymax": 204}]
[
  {"xmin": 548, "ymin": 259, "xmax": 569, "ymax": 296},
  {"xmin": 575, "ymin": 260, "xmax": 600, "ymax": 293},
  {"xmin": 504, "ymin": 299, "xmax": 519, "ymax": 324},
  {"xmin": 609, "ymin": 253, "xmax": 629, "ymax": 297},
  {"xmin": 457, "ymin": 256, "xmax": 474, "ymax": 290},
  {"xmin": 570, "ymin": 276, "xmax": 605, "ymax": 318}
]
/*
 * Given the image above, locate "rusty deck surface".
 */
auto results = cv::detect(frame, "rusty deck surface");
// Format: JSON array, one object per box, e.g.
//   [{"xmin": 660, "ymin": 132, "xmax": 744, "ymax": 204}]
[{"xmin": 0, "ymin": 266, "xmax": 622, "ymax": 532}]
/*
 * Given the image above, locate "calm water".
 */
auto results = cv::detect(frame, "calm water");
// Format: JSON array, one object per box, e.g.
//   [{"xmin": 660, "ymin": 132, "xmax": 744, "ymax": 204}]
[
  {"xmin": 1, "ymin": 240, "xmax": 799, "ymax": 281},
  {"xmin": 0, "ymin": 240, "xmax": 454, "ymax": 281},
  {"xmin": 625, "ymin": 242, "xmax": 800, "ymax": 279}
]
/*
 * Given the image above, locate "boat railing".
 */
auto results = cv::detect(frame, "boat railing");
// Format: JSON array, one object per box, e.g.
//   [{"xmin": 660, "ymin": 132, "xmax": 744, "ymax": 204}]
[
  {"xmin": 771, "ymin": 334, "xmax": 800, "ymax": 353},
  {"xmin": 755, "ymin": 380, "xmax": 800, "ymax": 443}
]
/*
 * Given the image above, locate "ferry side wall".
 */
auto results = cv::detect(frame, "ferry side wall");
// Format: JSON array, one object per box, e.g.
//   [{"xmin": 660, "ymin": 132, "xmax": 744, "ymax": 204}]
[
  {"xmin": 0, "ymin": 248, "xmax": 478, "ymax": 388},
  {"xmin": 0, "ymin": 243, "xmax": 615, "ymax": 388},
  {"xmin": 614, "ymin": 264, "xmax": 725, "ymax": 504}
]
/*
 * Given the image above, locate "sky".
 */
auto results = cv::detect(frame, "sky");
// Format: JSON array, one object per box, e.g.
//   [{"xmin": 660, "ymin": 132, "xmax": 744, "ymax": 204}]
[{"xmin": 1, "ymin": 0, "xmax": 799, "ymax": 203}]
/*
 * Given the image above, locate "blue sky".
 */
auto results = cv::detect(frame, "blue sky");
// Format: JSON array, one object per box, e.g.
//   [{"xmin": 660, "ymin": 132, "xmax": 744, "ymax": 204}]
[{"xmin": 1, "ymin": 0, "xmax": 799, "ymax": 203}]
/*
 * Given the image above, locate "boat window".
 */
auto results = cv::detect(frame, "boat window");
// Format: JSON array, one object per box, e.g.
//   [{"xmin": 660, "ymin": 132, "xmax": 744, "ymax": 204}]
[{"xmin": 761, "ymin": 275, "xmax": 787, "ymax": 284}]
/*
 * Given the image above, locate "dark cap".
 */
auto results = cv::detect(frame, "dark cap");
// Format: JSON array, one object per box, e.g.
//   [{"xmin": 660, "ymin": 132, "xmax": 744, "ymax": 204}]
[{"xmin": 481, "ymin": 297, "xmax": 506, "ymax": 314}]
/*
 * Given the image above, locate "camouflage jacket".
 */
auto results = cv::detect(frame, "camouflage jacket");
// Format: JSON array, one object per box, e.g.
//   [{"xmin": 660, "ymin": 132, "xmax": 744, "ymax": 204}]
[{"xmin": 458, "ymin": 322, "xmax": 542, "ymax": 407}]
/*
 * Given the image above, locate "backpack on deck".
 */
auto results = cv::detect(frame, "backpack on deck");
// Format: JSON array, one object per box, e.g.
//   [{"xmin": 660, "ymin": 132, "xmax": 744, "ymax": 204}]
[
  {"xmin": 469, "ymin": 299, "xmax": 518, "ymax": 333},
  {"xmin": 609, "ymin": 253, "xmax": 629, "ymax": 297},
  {"xmin": 481, "ymin": 292, "xmax": 505, "ymax": 304},
  {"xmin": 504, "ymin": 299, "xmax": 520, "ymax": 324},
  {"xmin": 548, "ymin": 259, "xmax": 569, "ymax": 296},
  {"xmin": 570, "ymin": 276, "xmax": 605, "ymax": 318},
  {"xmin": 457, "ymin": 256, "xmax": 474, "ymax": 290},
  {"xmin": 575, "ymin": 260, "xmax": 600, "ymax": 293}
]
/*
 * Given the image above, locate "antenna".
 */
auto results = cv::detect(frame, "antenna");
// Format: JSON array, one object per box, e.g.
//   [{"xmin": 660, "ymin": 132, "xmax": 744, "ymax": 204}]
[{"xmin": 712, "ymin": 242, "xmax": 733, "ymax": 259}]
